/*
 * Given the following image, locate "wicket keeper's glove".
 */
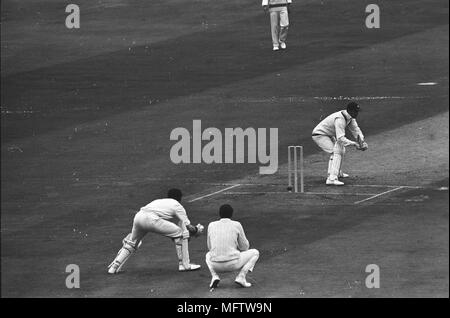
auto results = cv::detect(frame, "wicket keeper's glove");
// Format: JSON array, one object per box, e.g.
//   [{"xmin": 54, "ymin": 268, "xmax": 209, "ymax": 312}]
[{"xmin": 187, "ymin": 223, "xmax": 204, "ymax": 237}]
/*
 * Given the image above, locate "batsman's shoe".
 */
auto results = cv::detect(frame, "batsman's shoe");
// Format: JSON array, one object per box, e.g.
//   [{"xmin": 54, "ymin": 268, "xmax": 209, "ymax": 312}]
[
  {"xmin": 209, "ymin": 276, "xmax": 220, "ymax": 290},
  {"xmin": 280, "ymin": 42, "xmax": 287, "ymax": 49},
  {"xmin": 326, "ymin": 178, "xmax": 344, "ymax": 186},
  {"xmin": 179, "ymin": 263, "xmax": 201, "ymax": 272},
  {"xmin": 235, "ymin": 276, "xmax": 252, "ymax": 288},
  {"xmin": 339, "ymin": 172, "xmax": 350, "ymax": 178},
  {"xmin": 273, "ymin": 46, "xmax": 280, "ymax": 51}
]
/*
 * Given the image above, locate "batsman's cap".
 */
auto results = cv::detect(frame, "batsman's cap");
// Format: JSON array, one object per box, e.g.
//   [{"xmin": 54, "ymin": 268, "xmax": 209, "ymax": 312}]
[
  {"xmin": 346, "ymin": 101, "xmax": 361, "ymax": 112},
  {"xmin": 167, "ymin": 188, "xmax": 182, "ymax": 201},
  {"xmin": 219, "ymin": 204, "xmax": 234, "ymax": 218}
]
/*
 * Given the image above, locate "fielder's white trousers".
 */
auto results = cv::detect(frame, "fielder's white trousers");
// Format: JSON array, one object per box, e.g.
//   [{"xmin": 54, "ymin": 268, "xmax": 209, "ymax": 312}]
[
  {"xmin": 131, "ymin": 211, "xmax": 185, "ymax": 241},
  {"xmin": 205, "ymin": 249, "xmax": 260, "ymax": 278},
  {"xmin": 269, "ymin": 7, "xmax": 289, "ymax": 47}
]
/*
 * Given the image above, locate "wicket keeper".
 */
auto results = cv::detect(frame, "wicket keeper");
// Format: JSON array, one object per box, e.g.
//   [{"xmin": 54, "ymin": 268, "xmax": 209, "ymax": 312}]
[
  {"xmin": 312, "ymin": 102, "xmax": 368, "ymax": 186},
  {"xmin": 107, "ymin": 189, "xmax": 203, "ymax": 274}
]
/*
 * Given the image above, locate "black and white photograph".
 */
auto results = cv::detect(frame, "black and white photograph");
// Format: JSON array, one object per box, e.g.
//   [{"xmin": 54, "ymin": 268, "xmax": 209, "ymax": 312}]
[{"xmin": 1, "ymin": 0, "xmax": 448, "ymax": 302}]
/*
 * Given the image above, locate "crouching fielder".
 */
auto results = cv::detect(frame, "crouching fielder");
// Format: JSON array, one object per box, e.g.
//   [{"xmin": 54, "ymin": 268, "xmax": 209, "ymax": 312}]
[
  {"xmin": 206, "ymin": 204, "xmax": 260, "ymax": 289},
  {"xmin": 312, "ymin": 102, "xmax": 368, "ymax": 186},
  {"xmin": 108, "ymin": 188, "xmax": 204, "ymax": 274}
]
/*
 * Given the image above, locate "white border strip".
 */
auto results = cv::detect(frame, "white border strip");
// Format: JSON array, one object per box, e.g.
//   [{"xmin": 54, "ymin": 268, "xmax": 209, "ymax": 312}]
[
  {"xmin": 354, "ymin": 186, "xmax": 404, "ymax": 204},
  {"xmin": 188, "ymin": 184, "xmax": 241, "ymax": 202}
]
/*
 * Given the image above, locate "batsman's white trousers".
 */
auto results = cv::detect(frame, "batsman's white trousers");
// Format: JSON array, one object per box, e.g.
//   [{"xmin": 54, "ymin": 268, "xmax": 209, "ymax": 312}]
[
  {"xmin": 205, "ymin": 249, "xmax": 259, "ymax": 275},
  {"xmin": 312, "ymin": 134, "xmax": 336, "ymax": 154},
  {"xmin": 269, "ymin": 7, "xmax": 289, "ymax": 47},
  {"xmin": 131, "ymin": 211, "xmax": 184, "ymax": 241}
]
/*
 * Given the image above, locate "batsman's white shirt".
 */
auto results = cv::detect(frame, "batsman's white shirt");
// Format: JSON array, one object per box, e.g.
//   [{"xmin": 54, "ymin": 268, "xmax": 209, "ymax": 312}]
[
  {"xmin": 312, "ymin": 110, "xmax": 364, "ymax": 146},
  {"xmin": 207, "ymin": 218, "xmax": 249, "ymax": 262}
]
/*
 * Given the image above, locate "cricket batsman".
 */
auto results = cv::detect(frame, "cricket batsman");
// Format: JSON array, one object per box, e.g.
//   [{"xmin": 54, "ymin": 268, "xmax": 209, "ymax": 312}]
[
  {"xmin": 107, "ymin": 188, "xmax": 204, "ymax": 274},
  {"xmin": 312, "ymin": 102, "xmax": 368, "ymax": 186},
  {"xmin": 262, "ymin": 0, "xmax": 292, "ymax": 51}
]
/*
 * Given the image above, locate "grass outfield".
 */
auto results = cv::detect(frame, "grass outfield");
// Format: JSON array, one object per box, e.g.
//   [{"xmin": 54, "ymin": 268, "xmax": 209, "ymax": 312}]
[{"xmin": 1, "ymin": 0, "xmax": 449, "ymax": 297}]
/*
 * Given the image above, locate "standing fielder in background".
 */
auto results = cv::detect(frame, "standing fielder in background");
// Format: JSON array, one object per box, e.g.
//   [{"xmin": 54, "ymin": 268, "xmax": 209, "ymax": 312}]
[
  {"xmin": 312, "ymin": 102, "xmax": 368, "ymax": 186},
  {"xmin": 262, "ymin": 0, "xmax": 292, "ymax": 51},
  {"xmin": 108, "ymin": 189, "xmax": 204, "ymax": 274}
]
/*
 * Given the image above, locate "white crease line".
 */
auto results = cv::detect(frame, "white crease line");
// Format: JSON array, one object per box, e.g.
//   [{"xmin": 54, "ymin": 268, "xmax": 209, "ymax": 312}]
[
  {"xmin": 417, "ymin": 82, "xmax": 438, "ymax": 86},
  {"xmin": 313, "ymin": 96, "xmax": 430, "ymax": 101},
  {"xmin": 231, "ymin": 184, "xmax": 423, "ymax": 189},
  {"xmin": 188, "ymin": 184, "xmax": 241, "ymax": 202},
  {"xmin": 139, "ymin": 179, "xmax": 426, "ymax": 189},
  {"xmin": 307, "ymin": 192, "xmax": 378, "ymax": 196},
  {"xmin": 354, "ymin": 186, "xmax": 405, "ymax": 205},
  {"xmin": 197, "ymin": 183, "xmax": 423, "ymax": 189},
  {"xmin": 223, "ymin": 191, "xmax": 379, "ymax": 196},
  {"xmin": 349, "ymin": 184, "xmax": 422, "ymax": 189}
]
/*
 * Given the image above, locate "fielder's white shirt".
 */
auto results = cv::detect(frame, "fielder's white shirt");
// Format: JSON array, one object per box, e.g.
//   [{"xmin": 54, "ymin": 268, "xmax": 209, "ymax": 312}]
[
  {"xmin": 312, "ymin": 110, "xmax": 364, "ymax": 146},
  {"xmin": 262, "ymin": 0, "xmax": 292, "ymax": 6},
  {"xmin": 207, "ymin": 218, "xmax": 250, "ymax": 262},
  {"xmin": 139, "ymin": 198, "xmax": 190, "ymax": 225}
]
